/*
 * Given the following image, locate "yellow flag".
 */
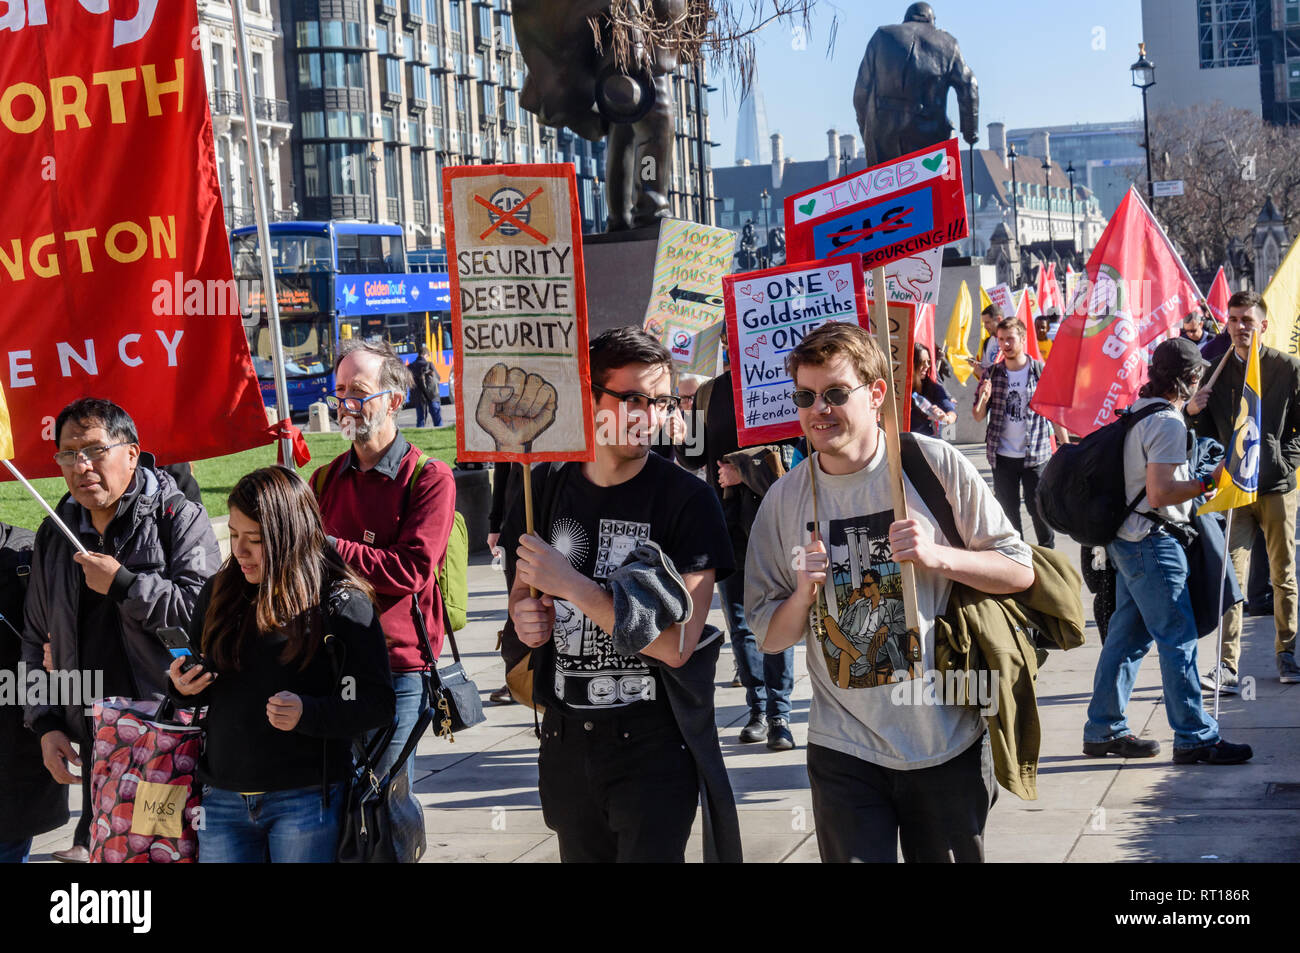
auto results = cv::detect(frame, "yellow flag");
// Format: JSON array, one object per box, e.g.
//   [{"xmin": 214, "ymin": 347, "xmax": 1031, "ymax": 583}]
[
  {"xmin": 1262, "ymin": 239, "xmax": 1300, "ymax": 354},
  {"xmin": 945, "ymin": 281, "xmax": 975, "ymax": 384},
  {"xmin": 980, "ymin": 285, "xmax": 993, "ymax": 312},
  {"xmin": 0, "ymin": 380, "xmax": 13, "ymax": 461},
  {"xmin": 1200, "ymin": 332, "xmax": 1262, "ymax": 514}
]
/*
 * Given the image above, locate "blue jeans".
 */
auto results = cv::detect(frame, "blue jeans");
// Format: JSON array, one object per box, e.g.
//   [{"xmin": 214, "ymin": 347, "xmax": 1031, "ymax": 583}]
[
  {"xmin": 366, "ymin": 672, "xmax": 427, "ymax": 786},
  {"xmin": 1085, "ymin": 530, "xmax": 1219, "ymax": 751},
  {"xmin": 722, "ymin": 566, "xmax": 794, "ymax": 719},
  {"xmin": 198, "ymin": 783, "xmax": 344, "ymax": 863},
  {"xmin": 0, "ymin": 838, "xmax": 31, "ymax": 863},
  {"xmin": 415, "ymin": 397, "xmax": 442, "ymax": 428}
]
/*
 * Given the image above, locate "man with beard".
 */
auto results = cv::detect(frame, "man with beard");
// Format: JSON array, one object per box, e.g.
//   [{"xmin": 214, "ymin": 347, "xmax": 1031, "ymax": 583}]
[{"xmin": 311, "ymin": 340, "xmax": 457, "ymax": 783}]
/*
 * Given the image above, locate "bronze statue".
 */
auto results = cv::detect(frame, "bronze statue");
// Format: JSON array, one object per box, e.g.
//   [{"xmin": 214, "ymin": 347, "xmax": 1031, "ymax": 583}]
[
  {"xmin": 514, "ymin": 0, "xmax": 684, "ymax": 231},
  {"xmin": 852, "ymin": 3, "xmax": 978, "ymax": 167},
  {"xmin": 736, "ymin": 220, "xmax": 759, "ymax": 271},
  {"xmin": 766, "ymin": 226, "xmax": 786, "ymax": 267}
]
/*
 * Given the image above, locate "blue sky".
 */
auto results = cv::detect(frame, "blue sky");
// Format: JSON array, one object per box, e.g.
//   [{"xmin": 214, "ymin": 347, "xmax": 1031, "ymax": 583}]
[{"xmin": 707, "ymin": 1, "xmax": 1146, "ymax": 165}]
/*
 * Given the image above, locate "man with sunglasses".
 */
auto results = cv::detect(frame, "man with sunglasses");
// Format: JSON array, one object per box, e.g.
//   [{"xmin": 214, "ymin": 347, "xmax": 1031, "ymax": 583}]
[
  {"xmin": 503, "ymin": 327, "xmax": 734, "ymax": 862},
  {"xmin": 20, "ymin": 398, "xmax": 219, "ymax": 863},
  {"xmin": 745, "ymin": 323, "xmax": 1034, "ymax": 862},
  {"xmin": 311, "ymin": 340, "xmax": 457, "ymax": 784}
]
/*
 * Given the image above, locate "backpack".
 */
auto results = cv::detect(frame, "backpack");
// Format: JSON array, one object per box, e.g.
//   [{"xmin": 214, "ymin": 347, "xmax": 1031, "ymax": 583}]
[
  {"xmin": 1033, "ymin": 402, "xmax": 1171, "ymax": 547},
  {"xmin": 310, "ymin": 449, "xmax": 468, "ymax": 632}
]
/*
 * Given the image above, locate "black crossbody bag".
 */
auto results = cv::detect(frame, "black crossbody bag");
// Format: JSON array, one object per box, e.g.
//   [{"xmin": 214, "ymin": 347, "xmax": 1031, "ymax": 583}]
[{"xmin": 414, "ymin": 586, "xmax": 485, "ymax": 740}]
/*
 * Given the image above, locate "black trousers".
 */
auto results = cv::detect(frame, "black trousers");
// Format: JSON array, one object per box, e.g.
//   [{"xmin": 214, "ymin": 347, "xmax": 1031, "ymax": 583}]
[
  {"xmin": 992, "ymin": 455, "xmax": 1055, "ymax": 548},
  {"xmin": 807, "ymin": 732, "xmax": 996, "ymax": 863},
  {"xmin": 538, "ymin": 707, "xmax": 698, "ymax": 863}
]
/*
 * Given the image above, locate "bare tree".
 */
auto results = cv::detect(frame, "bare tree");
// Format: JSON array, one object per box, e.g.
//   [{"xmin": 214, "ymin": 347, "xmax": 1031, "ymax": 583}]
[{"xmin": 1141, "ymin": 105, "xmax": 1300, "ymax": 273}]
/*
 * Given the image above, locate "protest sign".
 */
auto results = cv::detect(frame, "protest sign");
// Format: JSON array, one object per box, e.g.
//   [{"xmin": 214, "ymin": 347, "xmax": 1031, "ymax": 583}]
[
  {"xmin": 862, "ymin": 246, "xmax": 944, "ymax": 307},
  {"xmin": 0, "ymin": 2, "xmax": 273, "ymax": 478},
  {"xmin": 723, "ymin": 257, "xmax": 867, "ymax": 445},
  {"xmin": 642, "ymin": 219, "xmax": 735, "ymax": 375},
  {"xmin": 872, "ymin": 299, "xmax": 918, "ymax": 434},
  {"xmin": 444, "ymin": 163, "xmax": 594, "ymax": 463},
  {"xmin": 987, "ymin": 283, "xmax": 1016, "ymax": 318},
  {"xmin": 784, "ymin": 139, "xmax": 968, "ymax": 271}
]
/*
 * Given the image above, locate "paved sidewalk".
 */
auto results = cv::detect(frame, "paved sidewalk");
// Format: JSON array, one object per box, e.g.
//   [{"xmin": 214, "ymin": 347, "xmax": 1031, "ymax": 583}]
[{"xmin": 30, "ymin": 445, "xmax": 1300, "ymax": 862}]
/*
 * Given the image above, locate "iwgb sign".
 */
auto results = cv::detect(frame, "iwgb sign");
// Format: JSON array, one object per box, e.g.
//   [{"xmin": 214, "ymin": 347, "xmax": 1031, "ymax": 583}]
[{"xmin": 784, "ymin": 139, "xmax": 968, "ymax": 271}]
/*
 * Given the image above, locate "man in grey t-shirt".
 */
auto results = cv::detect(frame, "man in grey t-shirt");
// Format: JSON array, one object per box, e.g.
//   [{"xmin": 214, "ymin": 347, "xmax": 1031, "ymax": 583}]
[
  {"xmin": 745, "ymin": 322, "xmax": 1034, "ymax": 863},
  {"xmin": 1083, "ymin": 337, "xmax": 1252, "ymax": 766}
]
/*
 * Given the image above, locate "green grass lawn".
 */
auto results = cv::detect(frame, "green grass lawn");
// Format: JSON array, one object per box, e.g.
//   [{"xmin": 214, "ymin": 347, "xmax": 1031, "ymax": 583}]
[{"xmin": 0, "ymin": 427, "xmax": 458, "ymax": 532}]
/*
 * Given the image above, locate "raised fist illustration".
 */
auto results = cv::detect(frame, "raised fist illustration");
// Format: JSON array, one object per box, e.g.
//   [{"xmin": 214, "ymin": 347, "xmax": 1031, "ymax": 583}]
[{"xmin": 475, "ymin": 363, "xmax": 557, "ymax": 453}]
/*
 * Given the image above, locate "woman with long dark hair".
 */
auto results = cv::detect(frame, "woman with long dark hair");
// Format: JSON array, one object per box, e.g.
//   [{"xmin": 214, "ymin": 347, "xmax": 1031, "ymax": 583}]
[{"xmin": 169, "ymin": 466, "xmax": 395, "ymax": 862}]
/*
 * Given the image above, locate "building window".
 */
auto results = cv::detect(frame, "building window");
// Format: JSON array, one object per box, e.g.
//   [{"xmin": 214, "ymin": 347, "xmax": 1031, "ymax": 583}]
[
  {"xmin": 410, "ymin": 64, "xmax": 428, "ymax": 101},
  {"xmin": 296, "ymin": 21, "xmax": 319, "ymax": 47},
  {"xmin": 302, "ymin": 110, "xmax": 325, "ymax": 137},
  {"xmin": 211, "ymin": 43, "xmax": 226, "ymax": 90},
  {"xmin": 411, "ymin": 151, "xmax": 427, "ymax": 204},
  {"xmin": 1197, "ymin": 0, "xmax": 1257, "ymax": 69},
  {"xmin": 448, "ymin": 0, "xmax": 462, "ymax": 33},
  {"xmin": 385, "ymin": 145, "xmax": 401, "ymax": 200},
  {"xmin": 328, "ymin": 144, "xmax": 369, "ymax": 196},
  {"xmin": 298, "ymin": 54, "xmax": 322, "ymax": 89}
]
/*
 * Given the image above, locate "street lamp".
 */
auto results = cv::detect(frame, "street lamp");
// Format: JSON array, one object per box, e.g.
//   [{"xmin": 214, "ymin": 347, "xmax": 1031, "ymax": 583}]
[
  {"xmin": 840, "ymin": 148, "xmax": 853, "ymax": 179},
  {"xmin": 1065, "ymin": 160, "xmax": 1077, "ymax": 258},
  {"xmin": 1008, "ymin": 142, "xmax": 1021, "ymax": 270},
  {"xmin": 1041, "ymin": 156, "xmax": 1054, "ymax": 265},
  {"xmin": 1131, "ymin": 42, "xmax": 1156, "ymax": 206},
  {"xmin": 759, "ymin": 187, "xmax": 771, "ymax": 267},
  {"xmin": 367, "ymin": 146, "xmax": 380, "ymax": 224}
]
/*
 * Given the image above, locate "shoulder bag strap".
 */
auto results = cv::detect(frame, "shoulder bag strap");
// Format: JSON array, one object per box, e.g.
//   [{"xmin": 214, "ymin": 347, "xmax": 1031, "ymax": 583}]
[{"xmin": 898, "ymin": 432, "xmax": 965, "ymax": 549}]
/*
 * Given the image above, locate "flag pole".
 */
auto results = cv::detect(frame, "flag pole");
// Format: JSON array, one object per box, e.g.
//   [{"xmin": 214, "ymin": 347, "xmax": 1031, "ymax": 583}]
[
  {"xmin": 231, "ymin": 0, "xmax": 294, "ymax": 469},
  {"xmin": 1212, "ymin": 505, "xmax": 1234, "ymax": 723},
  {"xmin": 1, "ymin": 461, "xmax": 88, "ymax": 556}
]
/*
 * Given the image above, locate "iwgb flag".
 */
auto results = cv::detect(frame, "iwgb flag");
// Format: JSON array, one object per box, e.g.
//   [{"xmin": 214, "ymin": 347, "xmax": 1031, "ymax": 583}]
[
  {"xmin": 0, "ymin": 2, "xmax": 271, "ymax": 478},
  {"xmin": 1199, "ymin": 331, "xmax": 1261, "ymax": 515},
  {"xmin": 1031, "ymin": 188, "xmax": 1201, "ymax": 436}
]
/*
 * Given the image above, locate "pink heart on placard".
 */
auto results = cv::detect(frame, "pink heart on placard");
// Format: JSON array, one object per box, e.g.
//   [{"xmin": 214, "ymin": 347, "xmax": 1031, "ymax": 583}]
[
  {"xmin": 744, "ymin": 342, "xmax": 761, "ymax": 359},
  {"xmin": 739, "ymin": 284, "xmax": 753, "ymax": 296},
  {"xmin": 828, "ymin": 269, "xmax": 840, "ymax": 280},
  {"xmin": 836, "ymin": 279, "xmax": 849, "ymax": 292},
  {"xmin": 753, "ymin": 293, "xmax": 765, "ymax": 304},
  {"xmin": 756, "ymin": 334, "xmax": 769, "ymax": 345}
]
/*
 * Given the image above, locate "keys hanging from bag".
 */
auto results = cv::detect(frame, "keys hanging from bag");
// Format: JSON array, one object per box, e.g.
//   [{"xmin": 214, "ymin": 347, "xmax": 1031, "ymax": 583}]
[{"xmin": 412, "ymin": 584, "xmax": 485, "ymax": 742}]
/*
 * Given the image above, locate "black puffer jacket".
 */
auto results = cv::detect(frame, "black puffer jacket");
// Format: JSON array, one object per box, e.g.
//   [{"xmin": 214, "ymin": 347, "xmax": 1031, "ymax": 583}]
[
  {"xmin": 0, "ymin": 523, "xmax": 69, "ymax": 842},
  {"xmin": 20, "ymin": 456, "xmax": 220, "ymax": 743}
]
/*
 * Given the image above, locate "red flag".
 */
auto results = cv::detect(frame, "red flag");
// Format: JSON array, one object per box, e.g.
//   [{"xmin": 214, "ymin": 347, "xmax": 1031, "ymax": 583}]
[
  {"xmin": 914, "ymin": 303, "xmax": 936, "ymax": 377},
  {"xmin": 1031, "ymin": 188, "xmax": 1201, "ymax": 436},
  {"xmin": 0, "ymin": 5, "xmax": 272, "ymax": 478},
  {"xmin": 1017, "ymin": 289, "xmax": 1042, "ymax": 361},
  {"xmin": 1206, "ymin": 266, "xmax": 1230, "ymax": 329},
  {"xmin": 1037, "ymin": 262, "xmax": 1064, "ymax": 315}
]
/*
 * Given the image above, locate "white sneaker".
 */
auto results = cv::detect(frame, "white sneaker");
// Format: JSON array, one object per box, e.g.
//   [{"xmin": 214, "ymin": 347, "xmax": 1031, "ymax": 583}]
[{"xmin": 1200, "ymin": 661, "xmax": 1239, "ymax": 695}]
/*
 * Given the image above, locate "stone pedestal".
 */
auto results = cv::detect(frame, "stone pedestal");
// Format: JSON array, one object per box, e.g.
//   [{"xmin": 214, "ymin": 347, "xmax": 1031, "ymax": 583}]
[
  {"xmin": 308, "ymin": 402, "xmax": 331, "ymax": 433},
  {"xmin": 581, "ymin": 223, "xmax": 663, "ymax": 336}
]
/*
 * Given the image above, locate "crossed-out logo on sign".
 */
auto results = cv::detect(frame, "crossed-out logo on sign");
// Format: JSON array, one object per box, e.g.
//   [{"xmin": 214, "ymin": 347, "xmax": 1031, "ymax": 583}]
[
  {"xmin": 488, "ymin": 187, "xmax": 531, "ymax": 237},
  {"xmin": 49, "ymin": 884, "xmax": 152, "ymax": 934}
]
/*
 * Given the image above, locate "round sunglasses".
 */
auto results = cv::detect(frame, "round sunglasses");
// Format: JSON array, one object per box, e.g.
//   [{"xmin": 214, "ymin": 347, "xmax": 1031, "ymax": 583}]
[{"xmin": 791, "ymin": 383, "xmax": 868, "ymax": 409}]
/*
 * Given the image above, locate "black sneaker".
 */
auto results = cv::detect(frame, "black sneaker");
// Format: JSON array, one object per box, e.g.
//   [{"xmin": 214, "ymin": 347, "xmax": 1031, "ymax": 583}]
[
  {"xmin": 766, "ymin": 717, "xmax": 795, "ymax": 751},
  {"xmin": 1082, "ymin": 734, "xmax": 1161, "ymax": 758},
  {"xmin": 738, "ymin": 714, "xmax": 766, "ymax": 744},
  {"xmin": 1173, "ymin": 739, "xmax": 1254, "ymax": 765}
]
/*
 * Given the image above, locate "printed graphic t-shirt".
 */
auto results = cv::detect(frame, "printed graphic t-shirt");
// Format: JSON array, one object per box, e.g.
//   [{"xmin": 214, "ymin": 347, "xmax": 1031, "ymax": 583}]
[
  {"xmin": 744, "ymin": 434, "xmax": 1031, "ymax": 769},
  {"xmin": 506, "ymin": 452, "xmax": 734, "ymax": 718},
  {"xmin": 996, "ymin": 364, "xmax": 1031, "ymax": 458}
]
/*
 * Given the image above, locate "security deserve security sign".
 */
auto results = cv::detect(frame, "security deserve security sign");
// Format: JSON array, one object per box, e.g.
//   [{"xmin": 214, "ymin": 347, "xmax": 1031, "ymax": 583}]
[
  {"xmin": 642, "ymin": 218, "xmax": 735, "ymax": 376},
  {"xmin": 723, "ymin": 256, "xmax": 868, "ymax": 446},
  {"xmin": 444, "ymin": 163, "xmax": 595, "ymax": 463},
  {"xmin": 784, "ymin": 139, "xmax": 968, "ymax": 271}
]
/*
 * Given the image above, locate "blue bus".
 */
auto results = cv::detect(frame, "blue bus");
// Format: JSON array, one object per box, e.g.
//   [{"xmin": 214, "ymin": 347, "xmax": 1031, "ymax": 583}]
[{"xmin": 231, "ymin": 221, "xmax": 453, "ymax": 415}]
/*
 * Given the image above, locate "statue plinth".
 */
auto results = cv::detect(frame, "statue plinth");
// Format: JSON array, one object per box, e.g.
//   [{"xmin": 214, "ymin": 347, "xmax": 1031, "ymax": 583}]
[{"xmin": 582, "ymin": 220, "xmax": 663, "ymax": 338}]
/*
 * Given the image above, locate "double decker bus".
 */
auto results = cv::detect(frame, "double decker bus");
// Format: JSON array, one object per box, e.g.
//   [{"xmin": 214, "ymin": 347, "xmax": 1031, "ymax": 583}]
[{"xmin": 231, "ymin": 221, "xmax": 452, "ymax": 415}]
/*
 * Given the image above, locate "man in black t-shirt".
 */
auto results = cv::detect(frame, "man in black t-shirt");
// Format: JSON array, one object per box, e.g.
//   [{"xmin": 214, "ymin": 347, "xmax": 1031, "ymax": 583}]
[{"xmin": 505, "ymin": 327, "xmax": 734, "ymax": 863}]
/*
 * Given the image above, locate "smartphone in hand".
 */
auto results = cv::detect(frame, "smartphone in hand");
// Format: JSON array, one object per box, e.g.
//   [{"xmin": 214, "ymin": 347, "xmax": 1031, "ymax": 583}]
[{"xmin": 156, "ymin": 626, "xmax": 209, "ymax": 675}]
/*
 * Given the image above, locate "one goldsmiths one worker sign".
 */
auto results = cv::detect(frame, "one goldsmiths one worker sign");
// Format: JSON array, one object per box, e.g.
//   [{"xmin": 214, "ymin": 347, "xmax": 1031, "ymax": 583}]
[{"xmin": 444, "ymin": 164, "xmax": 595, "ymax": 463}]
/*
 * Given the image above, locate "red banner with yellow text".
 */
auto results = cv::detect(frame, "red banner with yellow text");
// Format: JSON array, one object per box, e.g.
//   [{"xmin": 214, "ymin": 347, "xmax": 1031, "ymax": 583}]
[
  {"xmin": 0, "ymin": 2, "xmax": 271, "ymax": 478},
  {"xmin": 1031, "ymin": 188, "xmax": 1201, "ymax": 436}
]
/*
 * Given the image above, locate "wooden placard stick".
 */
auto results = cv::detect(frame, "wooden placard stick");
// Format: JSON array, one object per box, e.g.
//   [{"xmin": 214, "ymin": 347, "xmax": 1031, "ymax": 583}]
[
  {"xmin": 869, "ymin": 266, "xmax": 921, "ymax": 633},
  {"xmin": 521, "ymin": 461, "xmax": 538, "ymax": 598},
  {"xmin": 1203, "ymin": 343, "xmax": 1234, "ymax": 391}
]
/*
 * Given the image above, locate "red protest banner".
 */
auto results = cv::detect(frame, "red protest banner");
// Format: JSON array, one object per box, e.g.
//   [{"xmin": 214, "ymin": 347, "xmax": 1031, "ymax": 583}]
[
  {"xmin": 444, "ymin": 163, "xmax": 594, "ymax": 464},
  {"xmin": 1206, "ymin": 266, "xmax": 1230, "ymax": 327},
  {"xmin": 1031, "ymin": 187, "xmax": 1201, "ymax": 436},
  {"xmin": 784, "ymin": 139, "xmax": 968, "ymax": 271},
  {"xmin": 0, "ymin": 4, "xmax": 272, "ymax": 478}
]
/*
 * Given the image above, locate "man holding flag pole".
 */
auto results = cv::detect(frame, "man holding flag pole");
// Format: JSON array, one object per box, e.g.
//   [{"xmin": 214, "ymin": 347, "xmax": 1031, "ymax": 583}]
[
  {"xmin": 1188, "ymin": 291, "xmax": 1300, "ymax": 691},
  {"xmin": 1197, "ymin": 326, "xmax": 1264, "ymax": 718}
]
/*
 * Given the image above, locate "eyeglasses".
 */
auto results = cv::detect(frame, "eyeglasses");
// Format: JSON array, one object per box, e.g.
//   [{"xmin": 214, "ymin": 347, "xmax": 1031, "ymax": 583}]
[
  {"xmin": 592, "ymin": 384, "xmax": 680, "ymax": 414},
  {"xmin": 791, "ymin": 383, "xmax": 869, "ymax": 409},
  {"xmin": 326, "ymin": 390, "xmax": 393, "ymax": 414},
  {"xmin": 52, "ymin": 443, "xmax": 132, "ymax": 469}
]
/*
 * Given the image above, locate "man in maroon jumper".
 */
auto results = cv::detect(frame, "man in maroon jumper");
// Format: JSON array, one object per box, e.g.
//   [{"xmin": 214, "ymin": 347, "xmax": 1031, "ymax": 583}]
[{"xmin": 312, "ymin": 340, "xmax": 456, "ymax": 784}]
